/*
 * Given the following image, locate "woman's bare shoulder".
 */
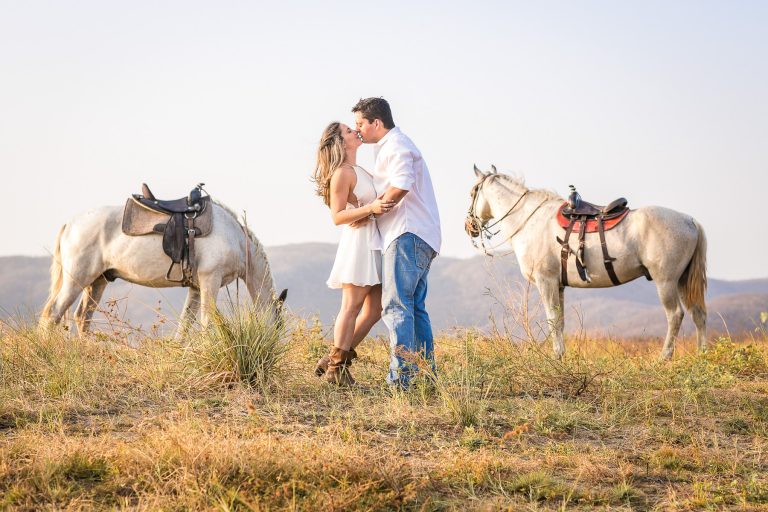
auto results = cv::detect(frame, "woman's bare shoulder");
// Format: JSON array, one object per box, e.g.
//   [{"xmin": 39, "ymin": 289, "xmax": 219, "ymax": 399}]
[{"xmin": 330, "ymin": 165, "xmax": 357, "ymax": 184}]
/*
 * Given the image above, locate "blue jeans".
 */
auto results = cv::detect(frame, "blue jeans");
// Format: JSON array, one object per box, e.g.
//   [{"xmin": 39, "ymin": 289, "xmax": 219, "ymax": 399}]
[{"xmin": 382, "ymin": 232, "xmax": 437, "ymax": 387}]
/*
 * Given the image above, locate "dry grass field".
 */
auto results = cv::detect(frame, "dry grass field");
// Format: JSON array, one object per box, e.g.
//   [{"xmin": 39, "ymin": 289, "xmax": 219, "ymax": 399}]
[{"xmin": 1, "ymin": 309, "xmax": 768, "ymax": 511}]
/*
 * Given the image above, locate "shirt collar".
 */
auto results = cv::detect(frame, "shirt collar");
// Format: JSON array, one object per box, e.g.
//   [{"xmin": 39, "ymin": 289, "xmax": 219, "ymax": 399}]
[{"xmin": 376, "ymin": 126, "xmax": 400, "ymax": 147}]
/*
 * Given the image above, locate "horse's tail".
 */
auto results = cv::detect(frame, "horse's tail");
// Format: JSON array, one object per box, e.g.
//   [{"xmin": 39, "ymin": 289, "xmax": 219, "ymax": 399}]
[
  {"xmin": 41, "ymin": 224, "xmax": 66, "ymax": 320},
  {"xmin": 680, "ymin": 219, "xmax": 707, "ymax": 311}
]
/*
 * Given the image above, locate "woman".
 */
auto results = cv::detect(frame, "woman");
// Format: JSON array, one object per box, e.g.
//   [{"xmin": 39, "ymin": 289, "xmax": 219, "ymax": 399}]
[{"xmin": 312, "ymin": 122, "xmax": 395, "ymax": 385}]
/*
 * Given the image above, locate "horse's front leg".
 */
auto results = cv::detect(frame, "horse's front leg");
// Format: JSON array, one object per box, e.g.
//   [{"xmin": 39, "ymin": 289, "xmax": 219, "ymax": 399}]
[
  {"xmin": 537, "ymin": 278, "xmax": 566, "ymax": 358},
  {"xmin": 175, "ymin": 287, "xmax": 201, "ymax": 339},
  {"xmin": 197, "ymin": 272, "xmax": 222, "ymax": 330}
]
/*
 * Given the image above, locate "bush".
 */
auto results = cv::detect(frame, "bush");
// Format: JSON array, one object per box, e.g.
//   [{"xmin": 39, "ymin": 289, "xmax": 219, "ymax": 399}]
[
  {"xmin": 197, "ymin": 302, "xmax": 288, "ymax": 388},
  {"xmin": 703, "ymin": 338, "xmax": 768, "ymax": 378}
]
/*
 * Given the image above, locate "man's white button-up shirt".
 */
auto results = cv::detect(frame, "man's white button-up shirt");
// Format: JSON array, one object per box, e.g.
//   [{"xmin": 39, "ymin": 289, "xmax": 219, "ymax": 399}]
[{"xmin": 372, "ymin": 127, "xmax": 442, "ymax": 253}]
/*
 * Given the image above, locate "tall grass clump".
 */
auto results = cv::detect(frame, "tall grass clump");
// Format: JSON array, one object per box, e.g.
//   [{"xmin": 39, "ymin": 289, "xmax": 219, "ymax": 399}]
[
  {"xmin": 0, "ymin": 322, "xmax": 103, "ymax": 400},
  {"xmin": 197, "ymin": 302, "xmax": 288, "ymax": 388},
  {"xmin": 436, "ymin": 333, "xmax": 495, "ymax": 426}
]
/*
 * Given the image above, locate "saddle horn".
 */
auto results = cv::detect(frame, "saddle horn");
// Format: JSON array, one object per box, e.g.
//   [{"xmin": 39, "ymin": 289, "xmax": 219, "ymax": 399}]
[{"xmin": 141, "ymin": 183, "xmax": 156, "ymax": 200}]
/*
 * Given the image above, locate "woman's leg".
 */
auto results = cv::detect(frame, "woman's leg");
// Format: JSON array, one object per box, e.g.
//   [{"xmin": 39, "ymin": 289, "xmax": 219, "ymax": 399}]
[
  {"xmin": 333, "ymin": 284, "xmax": 371, "ymax": 350},
  {"xmin": 350, "ymin": 284, "xmax": 382, "ymax": 350},
  {"xmin": 324, "ymin": 284, "xmax": 371, "ymax": 385},
  {"xmin": 315, "ymin": 284, "xmax": 378, "ymax": 379}
]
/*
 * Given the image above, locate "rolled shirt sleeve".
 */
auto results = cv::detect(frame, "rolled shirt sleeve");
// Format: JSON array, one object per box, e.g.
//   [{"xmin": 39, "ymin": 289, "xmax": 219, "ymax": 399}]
[
  {"xmin": 387, "ymin": 149, "xmax": 416, "ymax": 190},
  {"xmin": 371, "ymin": 127, "xmax": 441, "ymax": 254}
]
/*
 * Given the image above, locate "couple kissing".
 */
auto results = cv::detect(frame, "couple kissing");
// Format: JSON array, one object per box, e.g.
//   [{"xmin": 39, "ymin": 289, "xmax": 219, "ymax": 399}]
[{"xmin": 312, "ymin": 97, "xmax": 441, "ymax": 388}]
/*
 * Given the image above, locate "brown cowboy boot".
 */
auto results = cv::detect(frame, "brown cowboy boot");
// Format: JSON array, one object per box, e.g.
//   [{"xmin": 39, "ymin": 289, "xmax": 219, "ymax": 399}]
[
  {"xmin": 323, "ymin": 347, "xmax": 356, "ymax": 386},
  {"xmin": 315, "ymin": 348, "xmax": 357, "ymax": 377}
]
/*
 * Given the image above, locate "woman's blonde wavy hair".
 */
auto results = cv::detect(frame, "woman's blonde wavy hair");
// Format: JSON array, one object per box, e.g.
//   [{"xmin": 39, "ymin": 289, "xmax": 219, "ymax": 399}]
[{"xmin": 313, "ymin": 122, "xmax": 345, "ymax": 207}]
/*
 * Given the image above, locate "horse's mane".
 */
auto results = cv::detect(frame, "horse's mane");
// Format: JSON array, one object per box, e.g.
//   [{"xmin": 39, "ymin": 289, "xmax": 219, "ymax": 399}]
[
  {"xmin": 214, "ymin": 200, "xmax": 270, "ymax": 264},
  {"xmin": 495, "ymin": 173, "xmax": 561, "ymax": 201}
]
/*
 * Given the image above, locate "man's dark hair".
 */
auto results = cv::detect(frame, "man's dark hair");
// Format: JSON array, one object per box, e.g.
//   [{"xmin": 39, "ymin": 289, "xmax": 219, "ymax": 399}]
[{"xmin": 352, "ymin": 97, "xmax": 395, "ymax": 129}]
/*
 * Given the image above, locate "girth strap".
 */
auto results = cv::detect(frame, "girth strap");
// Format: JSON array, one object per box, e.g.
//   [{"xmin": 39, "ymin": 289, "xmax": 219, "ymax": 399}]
[
  {"xmin": 598, "ymin": 216, "xmax": 621, "ymax": 286},
  {"xmin": 162, "ymin": 212, "xmax": 199, "ymax": 287},
  {"xmin": 576, "ymin": 215, "xmax": 589, "ymax": 282},
  {"xmin": 163, "ymin": 213, "xmax": 186, "ymax": 283},
  {"xmin": 185, "ymin": 215, "xmax": 197, "ymax": 286}
]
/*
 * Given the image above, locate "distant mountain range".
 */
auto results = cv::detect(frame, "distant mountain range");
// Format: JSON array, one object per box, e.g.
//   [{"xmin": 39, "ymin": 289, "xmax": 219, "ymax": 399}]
[{"xmin": 1, "ymin": 244, "xmax": 766, "ymax": 340}]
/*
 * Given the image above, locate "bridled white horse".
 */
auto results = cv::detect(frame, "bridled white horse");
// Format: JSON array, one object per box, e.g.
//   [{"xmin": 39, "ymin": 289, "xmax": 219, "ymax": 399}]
[
  {"xmin": 39, "ymin": 201, "xmax": 286, "ymax": 336},
  {"xmin": 466, "ymin": 166, "xmax": 707, "ymax": 359}
]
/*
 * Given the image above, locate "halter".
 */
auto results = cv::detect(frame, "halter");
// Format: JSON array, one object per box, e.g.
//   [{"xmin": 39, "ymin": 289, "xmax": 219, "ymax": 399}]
[{"xmin": 465, "ymin": 174, "xmax": 548, "ymax": 256}]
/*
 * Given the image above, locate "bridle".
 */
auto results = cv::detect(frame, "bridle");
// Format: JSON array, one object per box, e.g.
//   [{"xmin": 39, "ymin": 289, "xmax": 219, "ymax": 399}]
[{"xmin": 465, "ymin": 174, "xmax": 548, "ymax": 255}]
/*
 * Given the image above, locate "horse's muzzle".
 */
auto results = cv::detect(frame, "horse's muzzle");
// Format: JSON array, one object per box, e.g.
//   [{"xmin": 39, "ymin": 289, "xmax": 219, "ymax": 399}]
[{"xmin": 465, "ymin": 216, "xmax": 481, "ymax": 238}]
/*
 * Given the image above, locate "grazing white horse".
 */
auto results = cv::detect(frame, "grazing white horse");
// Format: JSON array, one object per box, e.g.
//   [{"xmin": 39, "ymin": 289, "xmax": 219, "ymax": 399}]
[
  {"xmin": 39, "ymin": 201, "xmax": 286, "ymax": 336},
  {"xmin": 466, "ymin": 166, "xmax": 707, "ymax": 359}
]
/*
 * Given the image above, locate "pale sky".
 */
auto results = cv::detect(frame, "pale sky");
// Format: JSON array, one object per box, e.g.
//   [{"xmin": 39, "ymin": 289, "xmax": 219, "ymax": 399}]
[{"xmin": 1, "ymin": 1, "xmax": 766, "ymax": 279}]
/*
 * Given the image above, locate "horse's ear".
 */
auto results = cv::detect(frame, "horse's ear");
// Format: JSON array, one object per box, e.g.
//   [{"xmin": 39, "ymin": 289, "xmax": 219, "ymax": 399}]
[
  {"xmin": 474, "ymin": 164, "xmax": 485, "ymax": 179},
  {"xmin": 491, "ymin": 164, "xmax": 498, "ymax": 174},
  {"xmin": 277, "ymin": 288, "xmax": 288, "ymax": 304}
]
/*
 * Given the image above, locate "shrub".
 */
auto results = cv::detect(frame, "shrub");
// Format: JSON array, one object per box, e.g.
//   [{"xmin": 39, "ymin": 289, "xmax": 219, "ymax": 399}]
[
  {"xmin": 703, "ymin": 338, "xmax": 768, "ymax": 378},
  {"xmin": 198, "ymin": 302, "xmax": 288, "ymax": 388}
]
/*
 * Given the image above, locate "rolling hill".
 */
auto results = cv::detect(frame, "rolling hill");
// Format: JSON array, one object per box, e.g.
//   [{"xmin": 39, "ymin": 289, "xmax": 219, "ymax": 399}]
[{"xmin": 1, "ymin": 245, "xmax": 766, "ymax": 339}]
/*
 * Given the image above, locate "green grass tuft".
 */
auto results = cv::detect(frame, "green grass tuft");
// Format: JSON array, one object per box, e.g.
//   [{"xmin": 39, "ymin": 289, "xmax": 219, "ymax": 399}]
[{"xmin": 196, "ymin": 302, "xmax": 288, "ymax": 388}]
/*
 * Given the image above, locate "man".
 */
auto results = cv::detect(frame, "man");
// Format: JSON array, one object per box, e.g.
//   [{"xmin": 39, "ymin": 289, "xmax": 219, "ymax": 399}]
[{"xmin": 352, "ymin": 97, "xmax": 442, "ymax": 388}]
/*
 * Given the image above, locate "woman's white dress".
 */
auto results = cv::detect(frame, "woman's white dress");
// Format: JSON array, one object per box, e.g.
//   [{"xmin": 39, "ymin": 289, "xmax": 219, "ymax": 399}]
[{"xmin": 326, "ymin": 165, "xmax": 382, "ymax": 288}]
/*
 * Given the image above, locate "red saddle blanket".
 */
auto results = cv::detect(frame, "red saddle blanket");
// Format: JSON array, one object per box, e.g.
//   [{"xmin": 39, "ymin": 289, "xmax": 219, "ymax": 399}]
[{"xmin": 556, "ymin": 202, "xmax": 629, "ymax": 233}]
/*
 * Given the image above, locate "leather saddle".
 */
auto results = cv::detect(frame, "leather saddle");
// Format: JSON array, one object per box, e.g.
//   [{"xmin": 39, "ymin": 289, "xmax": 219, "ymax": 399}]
[
  {"xmin": 122, "ymin": 183, "xmax": 213, "ymax": 285},
  {"xmin": 556, "ymin": 186, "xmax": 647, "ymax": 287},
  {"xmin": 558, "ymin": 197, "xmax": 629, "ymax": 232}
]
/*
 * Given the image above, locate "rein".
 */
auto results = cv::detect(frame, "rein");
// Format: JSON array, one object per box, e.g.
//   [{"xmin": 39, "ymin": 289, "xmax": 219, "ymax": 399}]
[
  {"xmin": 467, "ymin": 175, "xmax": 548, "ymax": 256},
  {"xmin": 482, "ymin": 190, "xmax": 529, "ymax": 234}
]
